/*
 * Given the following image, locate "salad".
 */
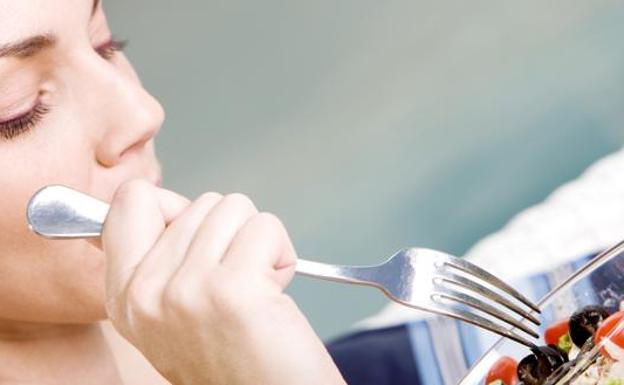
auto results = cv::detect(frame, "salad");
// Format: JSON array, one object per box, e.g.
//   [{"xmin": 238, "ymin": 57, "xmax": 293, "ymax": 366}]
[{"xmin": 485, "ymin": 305, "xmax": 624, "ymax": 385}]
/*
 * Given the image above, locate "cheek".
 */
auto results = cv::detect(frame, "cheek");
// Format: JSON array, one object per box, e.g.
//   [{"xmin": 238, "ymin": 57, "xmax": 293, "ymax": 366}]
[
  {"xmin": 0, "ymin": 126, "xmax": 92, "ymax": 236},
  {"xmin": 0, "ymin": 107, "xmax": 99, "ymax": 261},
  {"xmin": 0, "ymin": 118, "xmax": 107, "ymax": 322}
]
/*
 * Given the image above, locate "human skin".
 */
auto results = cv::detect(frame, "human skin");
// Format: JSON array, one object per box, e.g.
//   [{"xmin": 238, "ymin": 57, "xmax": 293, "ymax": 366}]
[{"xmin": 0, "ymin": 0, "xmax": 345, "ymax": 384}]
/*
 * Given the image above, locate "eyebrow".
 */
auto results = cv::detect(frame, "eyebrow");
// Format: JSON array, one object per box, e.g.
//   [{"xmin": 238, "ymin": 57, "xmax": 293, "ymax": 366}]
[
  {"xmin": 0, "ymin": 0, "xmax": 99, "ymax": 60},
  {"xmin": 0, "ymin": 34, "xmax": 57, "ymax": 59}
]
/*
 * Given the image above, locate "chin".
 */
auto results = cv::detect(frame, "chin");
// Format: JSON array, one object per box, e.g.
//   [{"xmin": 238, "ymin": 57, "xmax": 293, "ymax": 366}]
[
  {"xmin": 15, "ymin": 240, "xmax": 109, "ymax": 325},
  {"xmin": 63, "ymin": 240, "xmax": 110, "ymax": 323}
]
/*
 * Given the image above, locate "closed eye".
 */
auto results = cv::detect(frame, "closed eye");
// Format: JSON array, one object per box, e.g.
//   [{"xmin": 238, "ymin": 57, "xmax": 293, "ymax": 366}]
[
  {"xmin": 0, "ymin": 101, "xmax": 49, "ymax": 140},
  {"xmin": 95, "ymin": 38, "xmax": 127, "ymax": 60}
]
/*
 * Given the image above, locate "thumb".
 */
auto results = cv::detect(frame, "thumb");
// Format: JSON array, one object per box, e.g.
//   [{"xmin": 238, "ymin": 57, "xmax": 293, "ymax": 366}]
[{"xmin": 99, "ymin": 179, "xmax": 190, "ymax": 296}]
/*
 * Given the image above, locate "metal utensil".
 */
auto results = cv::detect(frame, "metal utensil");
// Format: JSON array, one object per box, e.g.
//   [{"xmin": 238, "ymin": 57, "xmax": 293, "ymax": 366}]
[{"xmin": 26, "ymin": 184, "xmax": 541, "ymax": 347}]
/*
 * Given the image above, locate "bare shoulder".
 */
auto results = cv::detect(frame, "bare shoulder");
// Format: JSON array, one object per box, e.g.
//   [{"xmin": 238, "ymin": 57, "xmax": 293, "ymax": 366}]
[{"xmin": 99, "ymin": 321, "xmax": 172, "ymax": 385}]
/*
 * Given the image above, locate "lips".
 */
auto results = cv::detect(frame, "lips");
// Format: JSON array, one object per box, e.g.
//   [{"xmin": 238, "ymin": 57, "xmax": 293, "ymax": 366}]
[{"xmin": 147, "ymin": 171, "xmax": 163, "ymax": 187}]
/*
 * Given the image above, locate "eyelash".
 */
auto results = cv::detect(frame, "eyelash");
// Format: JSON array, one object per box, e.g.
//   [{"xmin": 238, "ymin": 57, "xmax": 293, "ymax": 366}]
[
  {"xmin": 0, "ymin": 38, "xmax": 128, "ymax": 140},
  {"xmin": 96, "ymin": 38, "xmax": 128, "ymax": 60},
  {"xmin": 0, "ymin": 101, "xmax": 49, "ymax": 140}
]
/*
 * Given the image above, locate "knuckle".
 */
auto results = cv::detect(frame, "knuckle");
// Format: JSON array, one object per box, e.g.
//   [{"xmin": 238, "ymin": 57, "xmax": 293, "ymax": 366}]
[
  {"xmin": 254, "ymin": 212, "xmax": 283, "ymax": 228},
  {"xmin": 202, "ymin": 272, "xmax": 266, "ymax": 322},
  {"xmin": 207, "ymin": 282, "xmax": 240, "ymax": 317},
  {"xmin": 162, "ymin": 280, "xmax": 198, "ymax": 316},
  {"xmin": 251, "ymin": 212, "xmax": 286, "ymax": 237},
  {"xmin": 223, "ymin": 193, "xmax": 256, "ymax": 211},
  {"xmin": 195, "ymin": 191, "xmax": 223, "ymax": 204},
  {"xmin": 202, "ymin": 273, "xmax": 245, "ymax": 314},
  {"xmin": 125, "ymin": 278, "xmax": 161, "ymax": 321}
]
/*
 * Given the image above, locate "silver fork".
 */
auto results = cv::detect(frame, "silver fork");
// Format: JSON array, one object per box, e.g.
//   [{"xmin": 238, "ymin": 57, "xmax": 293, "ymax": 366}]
[{"xmin": 26, "ymin": 184, "xmax": 541, "ymax": 347}]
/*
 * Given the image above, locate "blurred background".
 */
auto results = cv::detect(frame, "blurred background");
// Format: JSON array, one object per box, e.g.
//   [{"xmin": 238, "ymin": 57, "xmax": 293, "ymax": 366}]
[{"xmin": 106, "ymin": 0, "xmax": 624, "ymax": 340}]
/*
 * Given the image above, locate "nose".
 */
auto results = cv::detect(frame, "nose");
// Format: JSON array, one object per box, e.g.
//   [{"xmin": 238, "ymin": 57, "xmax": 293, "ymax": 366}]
[{"xmin": 94, "ymin": 70, "xmax": 165, "ymax": 168}]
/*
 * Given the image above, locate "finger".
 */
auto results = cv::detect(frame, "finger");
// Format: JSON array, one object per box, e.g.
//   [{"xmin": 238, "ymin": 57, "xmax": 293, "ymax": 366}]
[
  {"xmin": 171, "ymin": 193, "xmax": 258, "ymax": 280},
  {"xmin": 130, "ymin": 192, "xmax": 223, "ymax": 288},
  {"xmin": 101, "ymin": 179, "xmax": 189, "ymax": 297},
  {"xmin": 222, "ymin": 212, "xmax": 297, "ymax": 289},
  {"xmin": 156, "ymin": 187, "xmax": 193, "ymax": 225},
  {"xmin": 87, "ymin": 186, "xmax": 190, "ymax": 251}
]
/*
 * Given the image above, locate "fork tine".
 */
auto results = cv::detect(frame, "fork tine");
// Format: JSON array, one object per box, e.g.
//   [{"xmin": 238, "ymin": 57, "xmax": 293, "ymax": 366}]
[
  {"xmin": 432, "ymin": 288, "xmax": 539, "ymax": 338},
  {"xmin": 435, "ymin": 272, "xmax": 541, "ymax": 325},
  {"xmin": 427, "ymin": 303, "xmax": 537, "ymax": 348},
  {"xmin": 443, "ymin": 257, "xmax": 541, "ymax": 313}
]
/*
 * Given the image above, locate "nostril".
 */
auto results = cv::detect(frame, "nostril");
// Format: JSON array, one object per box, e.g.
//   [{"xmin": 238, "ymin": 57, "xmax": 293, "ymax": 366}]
[
  {"xmin": 96, "ymin": 145, "xmax": 121, "ymax": 168},
  {"xmin": 97, "ymin": 122, "xmax": 160, "ymax": 167}
]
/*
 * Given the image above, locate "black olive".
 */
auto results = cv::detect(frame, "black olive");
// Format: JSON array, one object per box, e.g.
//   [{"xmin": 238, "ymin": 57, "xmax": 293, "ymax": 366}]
[
  {"xmin": 568, "ymin": 305, "xmax": 610, "ymax": 347},
  {"xmin": 578, "ymin": 333, "xmax": 596, "ymax": 355},
  {"xmin": 517, "ymin": 345, "xmax": 568, "ymax": 385}
]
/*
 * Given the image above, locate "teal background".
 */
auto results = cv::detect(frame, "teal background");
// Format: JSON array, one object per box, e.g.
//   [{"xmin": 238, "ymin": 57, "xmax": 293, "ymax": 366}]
[{"xmin": 106, "ymin": 1, "xmax": 624, "ymax": 339}]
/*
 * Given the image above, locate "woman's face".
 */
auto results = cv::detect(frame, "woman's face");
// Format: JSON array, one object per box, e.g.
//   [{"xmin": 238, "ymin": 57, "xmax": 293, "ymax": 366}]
[{"xmin": 0, "ymin": 0, "xmax": 164, "ymax": 325}]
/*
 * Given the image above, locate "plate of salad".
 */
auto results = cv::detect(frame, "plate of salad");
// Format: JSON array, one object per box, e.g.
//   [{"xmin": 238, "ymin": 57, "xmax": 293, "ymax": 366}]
[{"xmin": 459, "ymin": 240, "xmax": 624, "ymax": 385}]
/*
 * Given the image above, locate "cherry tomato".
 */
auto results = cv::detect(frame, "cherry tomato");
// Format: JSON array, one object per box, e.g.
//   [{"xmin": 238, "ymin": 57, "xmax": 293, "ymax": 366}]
[
  {"xmin": 595, "ymin": 310, "xmax": 624, "ymax": 359},
  {"xmin": 544, "ymin": 318, "xmax": 569, "ymax": 346},
  {"xmin": 485, "ymin": 356, "xmax": 518, "ymax": 385}
]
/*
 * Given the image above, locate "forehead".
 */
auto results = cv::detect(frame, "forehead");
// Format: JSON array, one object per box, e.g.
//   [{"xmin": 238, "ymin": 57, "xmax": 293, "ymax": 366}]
[{"xmin": 0, "ymin": 0, "xmax": 93, "ymax": 45}]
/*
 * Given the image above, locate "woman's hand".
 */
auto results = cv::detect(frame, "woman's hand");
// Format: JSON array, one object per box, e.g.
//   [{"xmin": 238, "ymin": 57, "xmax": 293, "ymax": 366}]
[{"xmin": 99, "ymin": 179, "xmax": 345, "ymax": 385}]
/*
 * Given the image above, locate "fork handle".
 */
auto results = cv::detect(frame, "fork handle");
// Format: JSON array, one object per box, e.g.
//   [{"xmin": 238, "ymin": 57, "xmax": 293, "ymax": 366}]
[
  {"xmin": 295, "ymin": 259, "xmax": 377, "ymax": 285},
  {"xmin": 26, "ymin": 185, "xmax": 378, "ymax": 287}
]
